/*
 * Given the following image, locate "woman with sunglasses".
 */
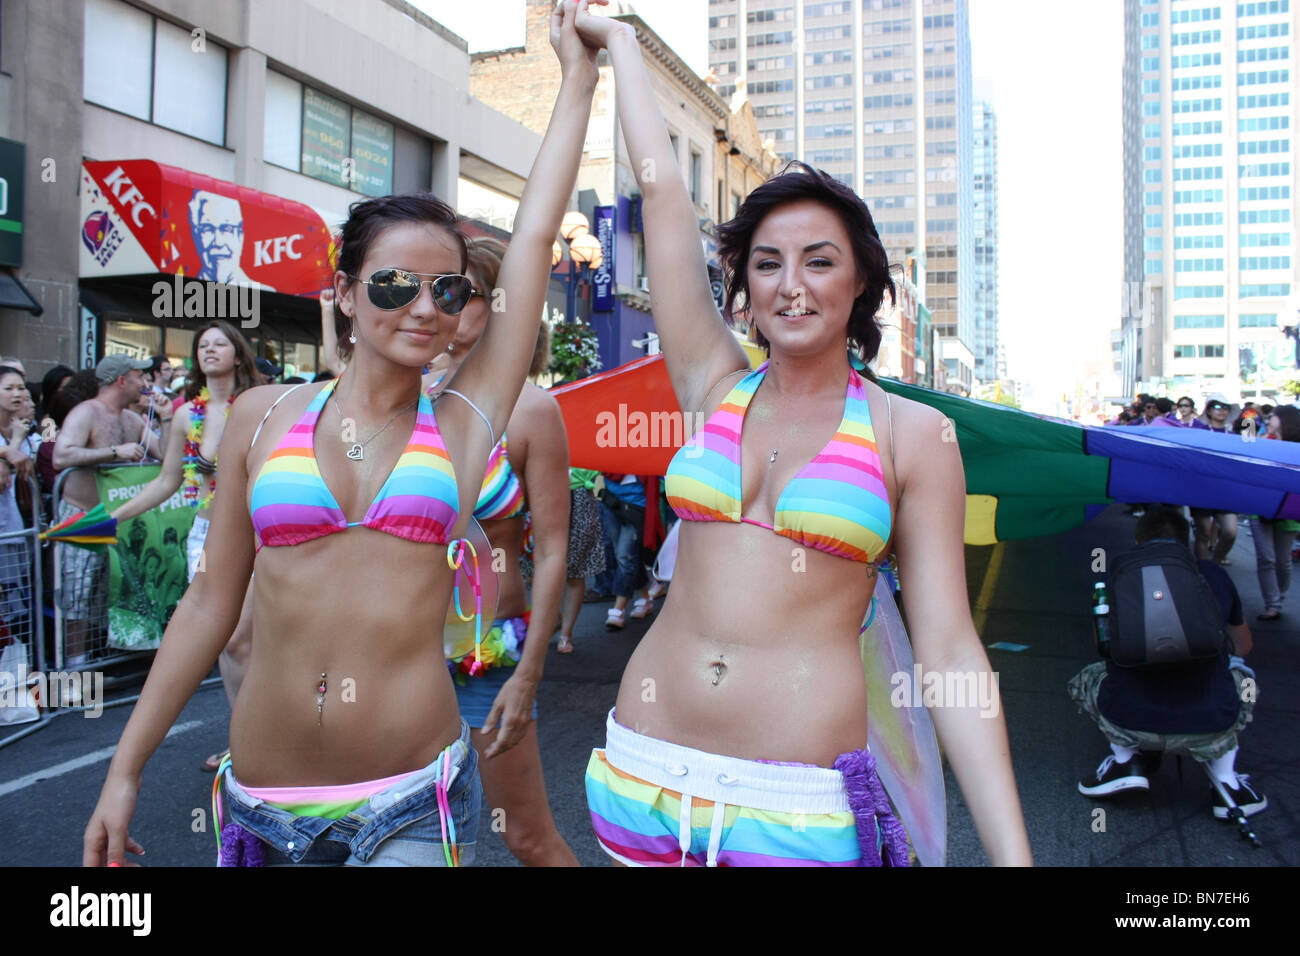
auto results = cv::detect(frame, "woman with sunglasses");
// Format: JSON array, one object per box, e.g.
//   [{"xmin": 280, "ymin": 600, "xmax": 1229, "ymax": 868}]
[
  {"xmin": 1169, "ymin": 396, "xmax": 1209, "ymax": 429},
  {"xmin": 82, "ymin": 0, "xmax": 601, "ymax": 867},
  {"xmin": 427, "ymin": 235, "xmax": 579, "ymax": 866},
  {"xmin": 570, "ymin": 9, "xmax": 1030, "ymax": 867}
]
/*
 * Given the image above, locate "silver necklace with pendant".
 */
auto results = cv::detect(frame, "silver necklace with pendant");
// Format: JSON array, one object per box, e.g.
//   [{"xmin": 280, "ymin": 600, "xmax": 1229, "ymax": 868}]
[{"xmin": 333, "ymin": 389, "xmax": 418, "ymax": 462}]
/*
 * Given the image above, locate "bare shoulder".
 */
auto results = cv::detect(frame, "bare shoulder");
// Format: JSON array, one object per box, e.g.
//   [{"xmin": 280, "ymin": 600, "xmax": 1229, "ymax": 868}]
[
  {"xmin": 509, "ymin": 382, "xmax": 565, "ymax": 445},
  {"xmin": 863, "ymin": 383, "xmax": 955, "ymax": 483},
  {"xmin": 228, "ymin": 382, "xmax": 322, "ymax": 444}
]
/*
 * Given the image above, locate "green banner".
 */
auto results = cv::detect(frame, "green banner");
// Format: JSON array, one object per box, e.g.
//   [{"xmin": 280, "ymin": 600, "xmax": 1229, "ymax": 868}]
[{"xmin": 97, "ymin": 466, "xmax": 196, "ymax": 651}]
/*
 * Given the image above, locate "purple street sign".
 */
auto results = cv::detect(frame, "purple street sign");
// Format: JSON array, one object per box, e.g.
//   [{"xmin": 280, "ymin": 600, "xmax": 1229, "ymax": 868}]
[{"xmin": 592, "ymin": 204, "xmax": 615, "ymax": 312}]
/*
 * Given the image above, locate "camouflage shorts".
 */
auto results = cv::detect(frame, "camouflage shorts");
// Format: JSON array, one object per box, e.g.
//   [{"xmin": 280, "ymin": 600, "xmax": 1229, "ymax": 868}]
[{"xmin": 1067, "ymin": 660, "xmax": 1256, "ymax": 761}]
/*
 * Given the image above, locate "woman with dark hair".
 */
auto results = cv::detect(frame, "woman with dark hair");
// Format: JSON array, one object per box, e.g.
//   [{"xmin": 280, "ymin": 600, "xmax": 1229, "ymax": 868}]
[
  {"xmin": 39, "ymin": 365, "xmax": 75, "ymax": 421},
  {"xmin": 1251, "ymin": 405, "xmax": 1300, "ymax": 621},
  {"xmin": 83, "ymin": 1, "xmax": 599, "ymax": 867},
  {"xmin": 571, "ymin": 11, "xmax": 1029, "ymax": 867},
  {"xmin": 428, "ymin": 235, "xmax": 578, "ymax": 866},
  {"xmin": 1169, "ymin": 395, "xmax": 1208, "ymax": 428},
  {"xmin": 110, "ymin": 320, "xmax": 261, "ymax": 770}
]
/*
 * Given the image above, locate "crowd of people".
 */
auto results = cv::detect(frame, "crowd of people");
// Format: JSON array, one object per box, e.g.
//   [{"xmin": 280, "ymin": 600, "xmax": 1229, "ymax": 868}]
[{"xmin": 0, "ymin": 2, "xmax": 1286, "ymax": 867}]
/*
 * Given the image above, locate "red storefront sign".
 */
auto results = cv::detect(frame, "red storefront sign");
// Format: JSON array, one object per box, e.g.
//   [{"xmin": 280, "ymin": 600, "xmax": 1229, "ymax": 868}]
[{"xmin": 80, "ymin": 160, "xmax": 336, "ymax": 296}]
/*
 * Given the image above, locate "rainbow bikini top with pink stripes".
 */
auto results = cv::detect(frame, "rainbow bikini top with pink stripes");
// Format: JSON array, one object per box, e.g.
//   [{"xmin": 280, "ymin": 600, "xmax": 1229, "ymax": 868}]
[
  {"xmin": 664, "ymin": 361, "xmax": 891, "ymax": 564},
  {"xmin": 249, "ymin": 379, "xmax": 459, "ymax": 548}
]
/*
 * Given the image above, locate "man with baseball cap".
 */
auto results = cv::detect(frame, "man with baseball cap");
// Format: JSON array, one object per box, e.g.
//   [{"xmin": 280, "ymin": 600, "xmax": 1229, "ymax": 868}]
[{"xmin": 52, "ymin": 354, "xmax": 164, "ymax": 666}]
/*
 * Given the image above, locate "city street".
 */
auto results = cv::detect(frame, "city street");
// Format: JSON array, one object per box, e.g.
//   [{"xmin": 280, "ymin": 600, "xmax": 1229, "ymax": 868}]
[{"xmin": 1, "ymin": 503, "xmax": 1294, "ymax": 867}]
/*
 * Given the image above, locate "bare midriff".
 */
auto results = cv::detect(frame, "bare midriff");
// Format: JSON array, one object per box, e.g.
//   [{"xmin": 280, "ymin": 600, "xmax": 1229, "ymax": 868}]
[
  {"xmin": 613, "ymin": 519, "xmax": 878, "ymax": 768},
  {"xmin": 229, "ymin": 528, "xmax": 462, "ymax": 787}
]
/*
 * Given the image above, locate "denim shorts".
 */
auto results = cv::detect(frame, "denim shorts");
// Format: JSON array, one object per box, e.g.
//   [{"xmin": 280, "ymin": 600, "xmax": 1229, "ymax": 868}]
[{"xmin": 218, "ymin": 720, "xmax": 482, "ymax": 866}]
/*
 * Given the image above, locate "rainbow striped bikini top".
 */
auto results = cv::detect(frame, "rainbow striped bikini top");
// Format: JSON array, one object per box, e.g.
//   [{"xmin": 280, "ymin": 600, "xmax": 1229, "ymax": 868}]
[
  {"xmin": 664, "ymin": 361, "xmax": 891, "ymax": 564},
  {"xmin": 250, "ymin": 379, "xmax": 459, "ymax": 548},
  {"xmin": 474, "ymin": 434, "xmax": 526, "ymax": 522}
]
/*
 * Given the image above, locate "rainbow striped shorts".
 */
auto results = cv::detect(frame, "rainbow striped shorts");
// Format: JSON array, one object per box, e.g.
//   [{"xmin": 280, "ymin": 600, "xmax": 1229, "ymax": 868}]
[{"xmin": 585, "ymin": 710, "xmax": 868, "ymax": 867}]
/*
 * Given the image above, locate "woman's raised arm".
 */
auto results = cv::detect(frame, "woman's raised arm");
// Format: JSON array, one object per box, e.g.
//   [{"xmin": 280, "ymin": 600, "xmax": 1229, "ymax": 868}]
[
  {"xmin": 574, "ymin": 9, "xmax": 748, "ymax": 415},
  {"xmin": 448, "ymin": 0, "xmax": 602, "ymax": 441}
]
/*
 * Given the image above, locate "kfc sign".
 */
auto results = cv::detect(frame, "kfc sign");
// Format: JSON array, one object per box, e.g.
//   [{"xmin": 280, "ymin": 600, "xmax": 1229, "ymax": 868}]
[{"xmin": 80, "ymin": 161, "xmax": 335, "ymax": 297}]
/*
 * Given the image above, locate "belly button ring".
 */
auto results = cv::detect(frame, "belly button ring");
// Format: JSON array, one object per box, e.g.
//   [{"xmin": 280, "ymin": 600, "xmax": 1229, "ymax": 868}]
[
  {"xmin": 711, "ymin": 664, "xmax": 722, "ymax": 686},
  {"xmin": 317, "ymin": 672, "xmax": 327, "ymax": 725}
]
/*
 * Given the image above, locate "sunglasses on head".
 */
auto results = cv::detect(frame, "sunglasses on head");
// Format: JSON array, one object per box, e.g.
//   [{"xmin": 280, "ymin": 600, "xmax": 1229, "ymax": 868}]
[{"xmin": 353, "ymin": 268, "xmax": 475, "ymax": 314}]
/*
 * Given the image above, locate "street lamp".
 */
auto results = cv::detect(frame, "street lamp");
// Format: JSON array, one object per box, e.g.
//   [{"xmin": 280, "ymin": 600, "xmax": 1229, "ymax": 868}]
[{"xmin": 553, "ymin": 212, "xmax": 604, "ymax": 324}]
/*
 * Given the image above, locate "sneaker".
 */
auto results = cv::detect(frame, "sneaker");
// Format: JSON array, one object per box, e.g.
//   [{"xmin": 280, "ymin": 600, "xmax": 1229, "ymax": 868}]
[
  {"xmin": 1078, "ymin": 753, "xmax": 1151, "ymax": 797},
  {"xmin": 628, "ymin": 597, "xmax": 654, "ymax": 619},
  {"xmin": 1212, "ymin": 775, "xmax": 1268, "ymax": 819},
  {"xmin": 605, "ymin": 608, "xmax": 625, "ymax": 631}
]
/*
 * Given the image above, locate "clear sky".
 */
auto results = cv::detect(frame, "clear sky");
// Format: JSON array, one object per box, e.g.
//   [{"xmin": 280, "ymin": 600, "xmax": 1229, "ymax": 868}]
[{"xmin": 415, "ymin": 0, "xmax": 1122, "ymax": 407}]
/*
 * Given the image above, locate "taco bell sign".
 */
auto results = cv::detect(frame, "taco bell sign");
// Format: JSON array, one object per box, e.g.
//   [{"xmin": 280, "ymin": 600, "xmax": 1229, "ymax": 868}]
[{"xmin": 592, "ymin": 204, "xmax": 614, "ymax": 312}]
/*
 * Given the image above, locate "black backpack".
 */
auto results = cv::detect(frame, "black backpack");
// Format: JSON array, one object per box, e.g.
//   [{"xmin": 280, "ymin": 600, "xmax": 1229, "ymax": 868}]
[{"xmin": 1107, "ymin": 542, "xmax": 1230, "ymax": 668}]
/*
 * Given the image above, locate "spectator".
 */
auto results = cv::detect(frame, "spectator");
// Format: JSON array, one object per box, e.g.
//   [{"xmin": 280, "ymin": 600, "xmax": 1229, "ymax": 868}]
[
  {"xmin": 38, "ymin": 365, "xmax": 75, "ymax": 424},
  {"xmin": 1198, "ymin": 393, "xmax": 1237, "ymax": 433},
  {"xmin": 1071, "ymin": 508, "xmax": 1265, "ymax": 819},
  {"xmin": 37, "ymin": 370, "xmax": 97, "ymax": 495},
  {"xmin": 1250, "ymin": 405, "xmax": 1300, "ymax": 621},
  {"xmin": 1169, "ymin": 395, "xmax": 1209, "ymax": 429},
  {"xmin": 52, "ymin": 354, "xmax": 162, "ymax": 667},
  {"xmin": 146, "ymin": 355, "xmax": 174, "ymax": 392},
  {"xmin": 597, "ymin": 473, "xmax": 653, "ymax": 629},
  {"xmin": 254, "ymin": 357, "xmax": 281, "ymax": 385},
  {"xmin": 0, "ymin": 365, "xmax": 35, "ymax": 629}
]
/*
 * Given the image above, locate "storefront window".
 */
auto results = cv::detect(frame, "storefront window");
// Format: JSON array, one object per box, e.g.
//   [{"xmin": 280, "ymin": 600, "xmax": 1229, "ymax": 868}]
[
  {"xmin": 164, "ymin": 327, "xmax": 195, "ymax": 372},
  {"xmin": 282, "ymin": 342, "xmax": 319, "ymax": 379},
  {"xmin": 104, "ymin": 321, "xmax": 160, "ymax": 361}
]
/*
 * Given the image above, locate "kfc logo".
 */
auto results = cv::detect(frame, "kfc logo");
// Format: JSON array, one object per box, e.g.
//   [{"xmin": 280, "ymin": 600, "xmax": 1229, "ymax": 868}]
[
  {"xmin": 101, "ymin": 166, "xmax": 157, "ymax": 227},
  {"xmin": 254, "ymin": 234, "xmax": 303, "ymax": 267}
]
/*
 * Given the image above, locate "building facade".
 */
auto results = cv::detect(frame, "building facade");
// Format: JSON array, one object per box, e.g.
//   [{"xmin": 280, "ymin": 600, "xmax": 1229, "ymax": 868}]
[
  {"xmin": 0, "ymin": 0, "xmax": 540, "ymax": 379},
  {"xmin": 472, "ymin": 0, "xmax": 777, "ymax": 371},
  {"xmin": 1123, "ymin": 0, "xmax": 1299, "ymax": 401},
  {"xmin": 972, "ymin": 97, "xmax": 998, "ymax": 385},
  {"xmin": 707, "ymin": 0, "xmax": 975, "ymax": 391}
]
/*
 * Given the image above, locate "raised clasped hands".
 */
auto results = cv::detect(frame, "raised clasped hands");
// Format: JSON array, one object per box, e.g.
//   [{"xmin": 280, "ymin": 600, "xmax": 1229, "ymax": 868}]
[{"xmin": 550, "ymin": 0, "xmax": 611, "ymax": 83}]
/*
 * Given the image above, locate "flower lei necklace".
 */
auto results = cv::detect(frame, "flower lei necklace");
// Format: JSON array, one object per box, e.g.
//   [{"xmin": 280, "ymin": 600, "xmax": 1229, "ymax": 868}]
[{"xmin": 182, "ymin": 388, "xmax": 233, "ymax": 509}]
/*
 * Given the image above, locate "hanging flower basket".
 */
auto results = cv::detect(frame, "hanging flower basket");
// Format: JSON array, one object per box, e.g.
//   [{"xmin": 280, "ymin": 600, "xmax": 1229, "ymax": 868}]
[{"xmin": 549, "ymin": 317, "xmax": 603, "ymax": 381}]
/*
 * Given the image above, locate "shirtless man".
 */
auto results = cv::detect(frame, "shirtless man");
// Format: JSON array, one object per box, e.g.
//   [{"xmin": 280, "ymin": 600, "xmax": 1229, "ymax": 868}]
[{"xmin": 53, "ymin": 354, "xmax": 162, "ymax": 666}]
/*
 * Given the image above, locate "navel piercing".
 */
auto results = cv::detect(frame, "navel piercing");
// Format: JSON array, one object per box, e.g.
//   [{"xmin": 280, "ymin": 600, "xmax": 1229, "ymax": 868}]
[
  {"xmin": 769, "ymin": 449, "xmax": 778, "ymax": 463},
  {"xmin": 316, "ymin": 672, "xmax": 327, "ymax": 725},
  {"xmin": 712, "ymin": 663, "xmax": 723, "ymax": 686}
]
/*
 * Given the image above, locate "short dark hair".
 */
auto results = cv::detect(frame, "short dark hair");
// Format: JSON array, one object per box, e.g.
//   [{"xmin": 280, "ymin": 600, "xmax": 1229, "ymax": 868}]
[
  {"xmin": 333, "ymin": 193, "xmax": 467, "ymax": 362},
  {"xmin": 716, "ymin": 161, "xmax": 894, "ymax": 373},
  {"xmin": 1135, "ymin": 507, "xmax": 1190, "ymax": 548},
  {"xmin": 1154, "ymin": 397, "xmax": 1173, "ymax": 414},
  {"xmin": 311, "ymin": 369, "xmax": 336, "ymax": 383}
]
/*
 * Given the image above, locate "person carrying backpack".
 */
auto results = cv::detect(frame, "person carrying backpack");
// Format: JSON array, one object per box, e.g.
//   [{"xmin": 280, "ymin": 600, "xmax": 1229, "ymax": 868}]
[{"xmin": 1069, "ymin": 508, "xmax": 1266, "ymax": 819}]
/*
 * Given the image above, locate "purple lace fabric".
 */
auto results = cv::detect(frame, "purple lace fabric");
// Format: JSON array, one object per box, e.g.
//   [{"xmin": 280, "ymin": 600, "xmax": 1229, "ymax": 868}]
[
  {"xmin": 219, "ymin": 823, "xmax": 266, "ymax": 867},
  {"xmin": 834, "ymin": 748, "xmax": 911, "ymax": 867}
]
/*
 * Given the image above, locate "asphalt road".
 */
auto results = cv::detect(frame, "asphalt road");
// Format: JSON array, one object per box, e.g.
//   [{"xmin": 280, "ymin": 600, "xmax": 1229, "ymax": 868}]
[{"xmin": 2, "ymin": 503, "xmax": 1295, "ymax": 866}]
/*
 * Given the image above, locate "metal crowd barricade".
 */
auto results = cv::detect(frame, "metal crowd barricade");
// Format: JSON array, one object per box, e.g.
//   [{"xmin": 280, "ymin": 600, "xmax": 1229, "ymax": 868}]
[
  {"xmin": 0, "ymin": 474, "xmax": 46, "ymax": 745},
  {"xmin": 50, "ymin": 466, "xmax": 158, "ymax": 673}
]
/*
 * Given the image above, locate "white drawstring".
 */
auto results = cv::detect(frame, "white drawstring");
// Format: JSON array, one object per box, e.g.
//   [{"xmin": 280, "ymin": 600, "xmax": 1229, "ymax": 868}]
[{"xmin": 706, "ymin": 800, "xmax": 726, "ymax": 867}]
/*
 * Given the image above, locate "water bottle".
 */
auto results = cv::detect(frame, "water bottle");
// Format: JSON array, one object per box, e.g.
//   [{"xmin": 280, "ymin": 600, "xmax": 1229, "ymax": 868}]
[{"xmin": 1092, "ymin": 581, "xmax": 1113, "ymax": 658}]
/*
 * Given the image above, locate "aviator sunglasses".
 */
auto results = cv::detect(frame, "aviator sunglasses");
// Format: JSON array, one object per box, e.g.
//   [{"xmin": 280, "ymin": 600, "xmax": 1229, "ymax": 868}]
[{"xmin": 352, "ymin": 268, "xmax": 477, "ymax": 314}]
